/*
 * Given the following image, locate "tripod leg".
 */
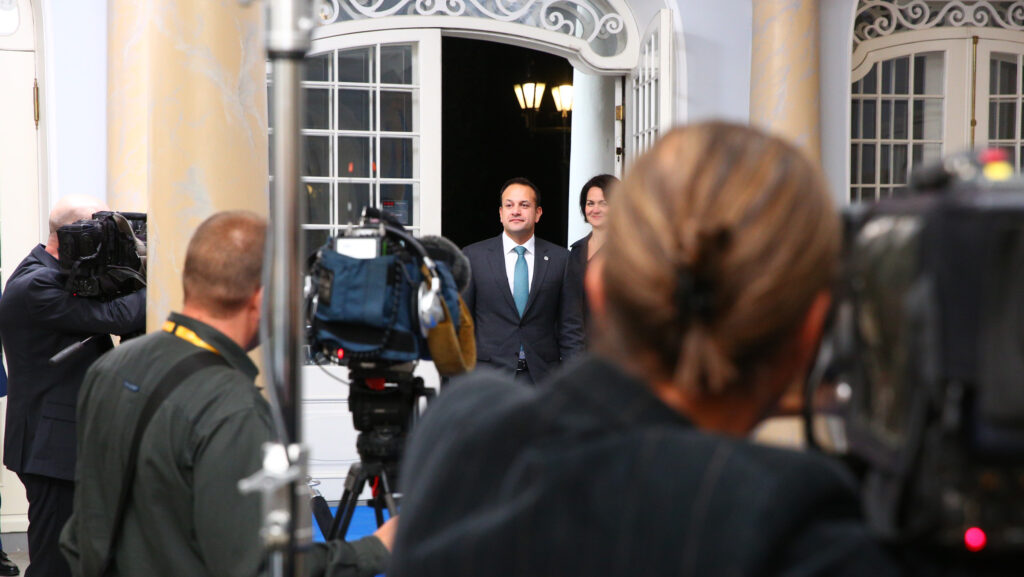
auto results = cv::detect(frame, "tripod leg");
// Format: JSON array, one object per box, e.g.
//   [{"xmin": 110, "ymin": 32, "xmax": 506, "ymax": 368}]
[
  {"xmin": 372, "ymin": 481, "xmax": 386, "ymax": 527},
  {"xmin": 328, "ymin": 464, "xmax": 368, "ymax": 541},
  {"xmin": 311, "ymin": 494, "xmax": 334, "ymax": 538},
  {"xmin": 378, "ymin": 470, "xmax": 399, "ymax": 517}
]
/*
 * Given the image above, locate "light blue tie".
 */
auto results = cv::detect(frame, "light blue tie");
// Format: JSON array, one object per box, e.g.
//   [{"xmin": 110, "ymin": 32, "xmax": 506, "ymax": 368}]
[{"xmin": 513, "ymin": 246, "xmax": 528, "ymax": 317}]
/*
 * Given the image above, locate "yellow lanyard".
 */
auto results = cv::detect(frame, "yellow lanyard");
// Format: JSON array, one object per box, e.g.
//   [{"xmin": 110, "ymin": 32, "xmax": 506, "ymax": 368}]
[{"xmin": 162, "ymin": 320, "xmax": 220, "ymax": 355}]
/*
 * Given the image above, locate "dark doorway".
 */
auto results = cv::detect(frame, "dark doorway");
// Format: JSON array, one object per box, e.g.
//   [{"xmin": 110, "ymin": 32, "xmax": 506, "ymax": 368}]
[{"xmin": 441, "ymin": 37, "xmax": 573, "ymax": 249}]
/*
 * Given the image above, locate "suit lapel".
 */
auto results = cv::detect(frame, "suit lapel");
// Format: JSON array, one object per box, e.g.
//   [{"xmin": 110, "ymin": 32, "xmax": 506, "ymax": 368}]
[
  {"xmin": 487, "ymin": 235, "xmax": 520, "ymax": 317},
  {"xmin": 523, "ymin": 242, "xmax": 550, "ymax": 317}
]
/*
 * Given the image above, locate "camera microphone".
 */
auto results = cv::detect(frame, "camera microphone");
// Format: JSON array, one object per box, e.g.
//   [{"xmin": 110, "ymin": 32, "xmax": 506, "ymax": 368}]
[{"xmin": 419, "ymin": 235, "xmax": 471, "ymax": 293}]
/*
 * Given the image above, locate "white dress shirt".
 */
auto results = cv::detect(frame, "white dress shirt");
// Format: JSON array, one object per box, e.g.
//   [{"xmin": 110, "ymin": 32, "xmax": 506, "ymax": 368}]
[{"xmin": 502, "ymin": 233, "xmax": 535, "ymax": 295}]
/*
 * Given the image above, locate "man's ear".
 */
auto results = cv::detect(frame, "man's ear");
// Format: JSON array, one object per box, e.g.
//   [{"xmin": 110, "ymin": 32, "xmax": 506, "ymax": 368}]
[
  {"xmin": 535, "ymin": 205, "xmax": 543, "ymax": 222},
  {"xmin": 584, "ymin": 257, "xmax": 605, "ymax": 318}
]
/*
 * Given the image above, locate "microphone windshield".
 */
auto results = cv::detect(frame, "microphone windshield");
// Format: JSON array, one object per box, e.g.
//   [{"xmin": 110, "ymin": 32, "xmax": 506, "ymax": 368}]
[{"xmin": 420, "ymin": 235, "xmax": 471, "ymax": 293}]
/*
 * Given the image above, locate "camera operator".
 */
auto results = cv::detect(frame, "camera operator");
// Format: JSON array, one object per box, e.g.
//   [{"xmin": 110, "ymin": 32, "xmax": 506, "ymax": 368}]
[
  {"xmin": 60, "ymin": 211, "xmax": 392, "ymax": 577},
  {"xmin": 390, "ymin": 123, "xmax": 902, "ymax": 576},
  {"xmin": 0, "ymin": 194, "xmax": 146, "ymax": 577}
]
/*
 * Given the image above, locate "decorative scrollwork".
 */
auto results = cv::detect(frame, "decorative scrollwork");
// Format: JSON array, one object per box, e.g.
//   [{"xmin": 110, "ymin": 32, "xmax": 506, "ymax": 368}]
[
  {"xmin": 318, "ymin": 0, "xmax": 630, "ymax": 57},
  {"xmin": 855, "ymin": 1, "xmax": 1024, "ymax": 46}
]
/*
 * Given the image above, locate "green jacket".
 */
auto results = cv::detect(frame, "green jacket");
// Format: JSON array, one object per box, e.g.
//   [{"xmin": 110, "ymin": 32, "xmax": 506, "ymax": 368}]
[{"xmin": 60, "ymin": 312, "xmax": 388, "ymax": 577}]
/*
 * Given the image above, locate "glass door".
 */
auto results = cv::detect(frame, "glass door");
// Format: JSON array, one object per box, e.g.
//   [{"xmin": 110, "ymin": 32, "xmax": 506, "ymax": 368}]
[{"xmin": 976, "ymin": 39, "xmax": 1024, "ymax": 171}]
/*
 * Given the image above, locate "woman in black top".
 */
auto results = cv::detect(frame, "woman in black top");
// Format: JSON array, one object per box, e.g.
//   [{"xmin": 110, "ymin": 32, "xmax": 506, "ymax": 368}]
[{"xmin": 566, "ymin": 173, "xmax": 618, "ymax": 342}]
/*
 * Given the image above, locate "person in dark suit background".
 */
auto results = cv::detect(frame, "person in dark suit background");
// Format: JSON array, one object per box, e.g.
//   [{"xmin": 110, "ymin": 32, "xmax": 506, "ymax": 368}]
[
  {"xmin": 390, "ymin": 123, "xmax": 902, "ymax": 577},
  {"xmin": 565, "ymin": 173, "xmax": 618, "ymax": 344},
  {"xmin": 461, "ymin": 178, "xmax": 583, "ymax": 385},
  {"xmin": 0, "ymin": 288, "xmax": 20, "ymax": 576},
  {"xmin": 0, "ymin": 195, "xmax": 146, "ymax": 577}
]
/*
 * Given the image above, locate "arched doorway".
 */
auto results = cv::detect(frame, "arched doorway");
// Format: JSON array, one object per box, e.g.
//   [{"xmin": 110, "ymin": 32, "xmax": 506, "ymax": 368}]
[
  {"xmin": 291, "ymin": 0, "xmax": 675, "ymax": 499},
  {"xmin": 850, "ymin": 0, "xmax": 1024, "ymax": 202}
]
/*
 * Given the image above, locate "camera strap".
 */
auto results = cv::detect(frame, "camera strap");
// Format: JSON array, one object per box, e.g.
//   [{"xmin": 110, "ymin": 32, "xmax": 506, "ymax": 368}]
[{"xmin": 98, "ymin": 349, "xmax": 228, "ymax": 577}]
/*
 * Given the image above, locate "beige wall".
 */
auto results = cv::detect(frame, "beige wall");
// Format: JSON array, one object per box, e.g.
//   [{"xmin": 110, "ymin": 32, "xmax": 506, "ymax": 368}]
[{"xmin": 107, "ymin": 0, "xmax": 269, "ymax": 331}]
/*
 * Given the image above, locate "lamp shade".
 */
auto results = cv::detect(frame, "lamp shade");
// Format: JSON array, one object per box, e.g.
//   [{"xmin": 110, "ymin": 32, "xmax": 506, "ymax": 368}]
[
  {"xmin": 513, "ymin": 82, "xmax": 545, "ymax": 111},
  {"xmin": 552, "ymin": 84, "xmax": 573, "ymax": 115}
]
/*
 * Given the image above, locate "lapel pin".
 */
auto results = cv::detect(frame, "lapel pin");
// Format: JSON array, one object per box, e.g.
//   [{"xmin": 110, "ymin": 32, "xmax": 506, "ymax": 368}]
[{"xmin": 544, "ymin": 256, "xmax": 549, "ymax": 261}]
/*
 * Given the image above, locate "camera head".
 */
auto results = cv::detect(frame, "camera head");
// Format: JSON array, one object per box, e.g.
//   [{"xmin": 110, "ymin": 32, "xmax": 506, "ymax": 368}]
[
  {"xmin": 808, "ymin": 149, "xmax": 1024, "ymax": 554},
  {"xmin": 57, "ymin": 211, "xmax": 147, "ymax": 300}
]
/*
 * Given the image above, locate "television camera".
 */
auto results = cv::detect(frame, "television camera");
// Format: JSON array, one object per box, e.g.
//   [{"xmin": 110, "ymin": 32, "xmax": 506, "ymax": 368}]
[
  {"xmin": 305, "ymin": 207, "xmax": 474, "ymax": 538},
  {"xmin": 806, "ymin": 150, "xmax": 1024, "ymax": 571},
  {"xmin": 48, "ymin": 211, "xmax": 147, "ymax": 366},
  {"xmin": 57, "ymin": 211, "xmax": 147, "ymax": 300}
]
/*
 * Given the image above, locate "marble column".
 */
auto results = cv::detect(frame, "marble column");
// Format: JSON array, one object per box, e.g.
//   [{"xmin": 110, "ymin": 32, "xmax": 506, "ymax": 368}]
[
  {"xmin": 107, "ymin": 0, "xmax": 269, "ymax": 331},
  {"xmin": 750, "ymin": 0, "xmax": 821, "ymax": 162}
]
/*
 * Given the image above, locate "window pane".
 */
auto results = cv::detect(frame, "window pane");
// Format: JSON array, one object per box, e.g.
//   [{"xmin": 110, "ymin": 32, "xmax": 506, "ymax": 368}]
[
  {"xmin": 989, "ymin": 100, "xmax": 1017, "ymax": 140},
  {"xmin": 882, "ymin": 60, "xmax": 894, "ymax": 94},
  {"xmin": 338, "ymin": 89, "xmax": 372, "ymax": 131},
  {"xmin": 913, "ymin": 100, "xmax": 943, "ymax": 140},
  {"xmin": 303, "ymin": 88, "xmax": 330, "ymax": 130},
  {"xmin": 863, "ymin": 100, "xmax": 877, "ymax": 139},
  {"xmin": 852, "ymin": 100, "xmax": 861, "ymax": 138},
  {"xmin": 380, "ymin": 91, "xmax": 413, "ymax": 132},
  {"xmin": 882, "ymin": 100, "xmax": 892, "ymax": 139},
  {"xmin": 853, "ymin": 79, "xmax": 862, "ymax": 95},
  {"xmin": 380, "ymin": 137, "xmax": 413, "ymax": 178},
  {"xmin": 337, "ymin": 183, "xmax": 371, "ymax": 226},
  {"xmin": 914, "ymin": 52, "xmax": 944, "ymax": 95},
  {"xmin": 922, "ymin": 143, "xmax": 942, "ymax": 164},
  {"xmin": 337, "ymin": 136, "xmax": 372, "ymax": 178},
  {"xmin": 894, "ymin": 57, "xmax": 909, "ymax": 94},
  {"xmin": 304, "ymin": 54, "xmax": 331, "ymax": 82},
  {"xmin": 862, "ymin": 144, "xmax": 876, "ymax": 185},
  {"xmin": 893, "ymin": 144, "xmax": 909, "ymax": 184},
  {"xmin": 991, "ymin": 53, "xmax": 1018, "ymax": 95},
  {"xmin": 305, "ymin": 182, "xmax": 330, "ymax": 224},
  {"xmin": 863, "ymin": 66, "xmax": 877, "ymax": 94},
  {"xmin": 381, "ymin": 184, "xmax": 414, "ymax": 226},
  {"xmin": 305, "ymin": 230, "xmax": 330, "ymax": 259},
  {"xmin": 894, "ymin": 100, "xmax": 909, "ymax": 139},
  {"xmin": 303, "ymin": 135, "xmax": 330, "ymax": 177},
  {"xmin": 381, "ymin": 45, "xmax": 413, "ymax": 84},
  {"xmin": 851, "ymin": 144, "xmax": 860, "ymax": 184},
  {"xmin": 338, "ymin": 48, "xmax": 373, "ymax": 83},
  {"xmin": 880, "ymin": 144, "xmax": 891, "ymax": 184}
]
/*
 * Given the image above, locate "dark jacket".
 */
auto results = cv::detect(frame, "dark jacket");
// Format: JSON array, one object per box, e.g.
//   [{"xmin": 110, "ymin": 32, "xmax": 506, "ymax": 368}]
[
  {"xmin": 461, "ymin": 234, "xmax": 583, "ymax": 383},
  {"xmin": 565, "ymin": 233, "xmax": 592, "ymax": 340},
  {"xmin": 391, "ymin": 356, "xmax": 902, "ymax": 577},
  {"xmin": 0, "ymin": 244, "xmax": 146, "ymax": 480},
  {"xmin": 60, "ymin": 313, "xmax": 388, "ymax": 577}
]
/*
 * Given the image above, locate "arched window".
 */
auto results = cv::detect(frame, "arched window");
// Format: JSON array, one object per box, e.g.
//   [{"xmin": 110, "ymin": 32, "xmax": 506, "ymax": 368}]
[{"xmin": 851, "ymin": 1, "xmax": 1024, "ymax": 202}]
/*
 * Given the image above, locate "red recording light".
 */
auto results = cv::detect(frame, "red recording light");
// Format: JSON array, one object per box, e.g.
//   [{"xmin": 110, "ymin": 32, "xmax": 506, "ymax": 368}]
[
  {"xmin": 366, "ymin": 378, "xmax": 387, "ymax": 390},
  {"xmin": 964, "ymin": 527, "xmax": 987, "ymax": 552},
  {"xmin": 979, "ymin": 148, "xmax": 1009, "ymax": 164},
  {"xmin": 336, "ymin": 348, "xmax": 345, "ymax": 360}
]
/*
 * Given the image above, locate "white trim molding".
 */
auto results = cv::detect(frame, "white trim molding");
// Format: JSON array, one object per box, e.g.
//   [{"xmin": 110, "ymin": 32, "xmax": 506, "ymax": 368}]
[
  {"xmin": 855, "ymin": 1, "xmax": 1024, "ymax": 47},
  {"xmin": 315, "ymin": 0, "xmax": 640, "ymax": 73}
]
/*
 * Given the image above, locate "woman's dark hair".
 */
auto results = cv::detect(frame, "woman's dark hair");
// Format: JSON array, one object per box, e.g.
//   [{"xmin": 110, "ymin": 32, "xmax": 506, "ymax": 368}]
[
  {"xmin": 499, "ymin": 177, "xmax": 542, "ymax": 207},
  {"xmin": 599, "ymin": 122, "xmax": 839, "ymax": 396},
  {"xmin": 578, "ymin": 174, "xmax": 619, "ymax": 219}
]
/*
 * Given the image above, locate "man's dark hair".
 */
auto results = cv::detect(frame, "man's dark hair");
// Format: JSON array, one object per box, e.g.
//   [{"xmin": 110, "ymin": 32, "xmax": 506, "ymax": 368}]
[
  {"xmin": 578, "ymin": 174, "xmax": 619, "ymax": 218},
  {"xmin": 499, "ymin": 177, "xmax": 542, "ymax": 207}
]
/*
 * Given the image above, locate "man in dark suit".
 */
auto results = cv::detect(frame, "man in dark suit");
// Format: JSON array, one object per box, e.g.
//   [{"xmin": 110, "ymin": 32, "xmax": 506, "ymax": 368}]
[
  {"xmin": 0, "ymin": 195, "xmax": 146, "ymax": 577},
  {"xmin": 461, "ymin": 178, "xmax": 583, "ymax": 385}
]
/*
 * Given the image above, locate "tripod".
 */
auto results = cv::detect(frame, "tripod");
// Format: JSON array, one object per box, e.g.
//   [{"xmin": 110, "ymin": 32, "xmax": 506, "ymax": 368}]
[
  {"xmin": 315, "ymin": 456, "xmax": 399, "ymax": 540},
  {"xmin": 311, "ymin": 364, "xmax": 435, "ymax": 540}
]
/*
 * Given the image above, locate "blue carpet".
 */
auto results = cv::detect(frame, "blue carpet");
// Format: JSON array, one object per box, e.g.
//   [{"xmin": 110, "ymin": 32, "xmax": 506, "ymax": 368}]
[{"xmin": 313, "ymin": 505, "xmax": 392, "ymax": 543}]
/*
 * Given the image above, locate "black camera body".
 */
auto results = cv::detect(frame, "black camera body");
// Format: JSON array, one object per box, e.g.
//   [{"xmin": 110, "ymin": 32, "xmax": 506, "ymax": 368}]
[
  {"xmin": 57, "ymin": 211, "xmax": 146, "ymax": 300},
  {"xmin": 818, "ymin": 155, "xmax": 1024, "ymax": 556}
]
